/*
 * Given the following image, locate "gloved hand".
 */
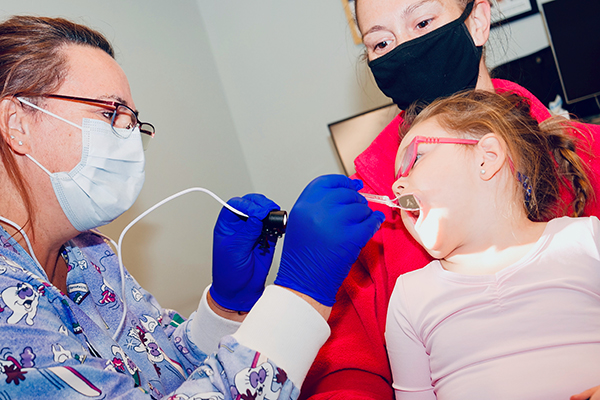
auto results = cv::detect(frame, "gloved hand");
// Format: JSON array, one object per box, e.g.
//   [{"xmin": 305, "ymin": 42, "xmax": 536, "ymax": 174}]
[
  {"xmin": 274, "ymin": 175, "xmax": 385, "ymax": 307},
  {"xmin": 211, "ymin": 193, "xmax": 280, "ymax": 312}
]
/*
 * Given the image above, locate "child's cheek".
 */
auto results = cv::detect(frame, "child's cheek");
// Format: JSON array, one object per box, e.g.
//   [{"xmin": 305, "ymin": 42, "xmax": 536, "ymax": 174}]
[
  {"xmin": 415, "ymin": 207, "xmax": 450, "ymax": 256},
  {"xmin": 400, "ymin": 211, "xmax": 418, "ymax": 238}
]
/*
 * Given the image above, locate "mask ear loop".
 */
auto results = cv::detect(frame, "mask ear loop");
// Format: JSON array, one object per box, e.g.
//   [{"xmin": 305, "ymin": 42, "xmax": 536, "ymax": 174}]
[
  {"xmin": 17, "ymin": 97, "xmax": 82, "ymax": 130},
  {"xmin": 17, "ymin": 98, "xmax": 82, "ymax": 175},
  {"xmin": 110, "ymin": 187, "xmax": 248, "ymax": 341}
]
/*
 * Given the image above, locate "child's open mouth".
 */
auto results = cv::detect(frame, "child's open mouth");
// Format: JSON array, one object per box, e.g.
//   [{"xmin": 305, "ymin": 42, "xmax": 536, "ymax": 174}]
[
  {"xmin": 406, "ymin": 208, "xmax": 420, "ymax": 224},
  {"xmin": 397, "ymin": 193, "xmax": 421, "ymax": 224}
]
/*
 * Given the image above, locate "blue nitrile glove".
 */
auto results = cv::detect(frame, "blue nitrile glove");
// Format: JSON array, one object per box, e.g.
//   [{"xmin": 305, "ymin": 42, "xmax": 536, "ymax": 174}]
[
  {"xmin": 274, "ymin": 174, "xmax": 385, "ymax": 307},
  {"xmin": 211, "ymin": 193, "xmax": 280, "ymax": 312}
]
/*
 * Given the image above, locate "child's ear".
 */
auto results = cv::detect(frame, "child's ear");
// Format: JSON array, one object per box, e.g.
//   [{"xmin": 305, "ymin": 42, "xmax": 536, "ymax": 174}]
[{"xmin": 477, "ymin": 133, "xmax": 506, "ymax": 181}]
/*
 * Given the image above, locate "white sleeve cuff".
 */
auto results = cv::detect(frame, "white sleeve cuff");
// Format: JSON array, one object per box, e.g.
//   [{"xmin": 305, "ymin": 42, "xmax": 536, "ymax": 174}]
[
  {"xmin": 232, "ymin": 285, "xmax": 331, "ymax": 386},
  {"xmin": 188, "ymin": 286, "xmax": 242, "ymax": 356}
]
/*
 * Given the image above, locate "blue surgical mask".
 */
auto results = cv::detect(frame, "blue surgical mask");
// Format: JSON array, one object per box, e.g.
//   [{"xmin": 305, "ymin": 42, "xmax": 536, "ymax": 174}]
[{"xmin": 18, "ymin": 98, "xmax": 145, "ymax": 232}]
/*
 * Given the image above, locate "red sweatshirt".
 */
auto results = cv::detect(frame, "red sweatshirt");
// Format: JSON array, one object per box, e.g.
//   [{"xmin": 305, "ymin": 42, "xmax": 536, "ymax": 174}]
[{"xmin": 300, "ymin": 80, "xmax": 600, "ymax": 399}]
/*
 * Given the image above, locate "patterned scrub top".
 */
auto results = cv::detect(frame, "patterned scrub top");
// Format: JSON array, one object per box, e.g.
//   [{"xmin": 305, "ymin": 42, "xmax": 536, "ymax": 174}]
[{"xmin": 0, "ymin": 228, "xmax": 298, "ymax": 399}]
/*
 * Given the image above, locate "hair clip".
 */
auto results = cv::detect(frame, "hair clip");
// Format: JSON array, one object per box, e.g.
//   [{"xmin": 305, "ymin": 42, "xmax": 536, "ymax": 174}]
[{"xmin": 517, "ymin": 172, "xmax": 532, "ymax": 207}]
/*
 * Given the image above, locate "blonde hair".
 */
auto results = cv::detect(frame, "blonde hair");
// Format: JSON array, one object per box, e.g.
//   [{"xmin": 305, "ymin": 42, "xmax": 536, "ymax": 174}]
[{"xmin": 401, "ymin": 90, "xmax": 592, "ymax": 221}]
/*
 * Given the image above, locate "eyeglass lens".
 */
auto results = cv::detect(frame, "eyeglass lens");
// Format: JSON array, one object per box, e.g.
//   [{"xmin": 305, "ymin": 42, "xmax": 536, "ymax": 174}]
[
  {"xmin": 112, "ymin": 105, "xmax": 155, "ymax": 150},
  {"xmin": 401, "ymin": 140, "xmax": 418, "ymax": 177},
  {"xmin": 112, "ymin": 104, "xmax": 137, "ymax": 131}
]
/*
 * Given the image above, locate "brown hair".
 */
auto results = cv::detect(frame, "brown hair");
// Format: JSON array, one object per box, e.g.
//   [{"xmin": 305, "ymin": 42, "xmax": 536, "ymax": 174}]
[
  {"xmin": 401, "ymin": 90, "xmax": 592, "ymax": 221},
  {"xmin": 0, "ymin": 16, "xmax": 114, "ymax": 230}
]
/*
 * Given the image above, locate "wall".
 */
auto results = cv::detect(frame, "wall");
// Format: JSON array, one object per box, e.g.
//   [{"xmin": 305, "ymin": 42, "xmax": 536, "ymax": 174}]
[
  {"xmin": 196, "ymin": 0, "xmax": 389, "ymax": 212},
  {"xmin": 487, "ymin": 0, "xmax": 553, "ymax": 69}
]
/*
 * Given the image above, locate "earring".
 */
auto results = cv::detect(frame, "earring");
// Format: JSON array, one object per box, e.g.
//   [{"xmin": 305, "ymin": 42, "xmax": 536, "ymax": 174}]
[
  {"xmin": 18, "ymin": 141, "xmax": 23, "ymax": 146},
  {"xmin": 10, "ymin": 135, "xmax": 15, "ymax": 139},
  {"xmin": 480, "ymin": 169, "xmax": 486, "ymax": 174}
]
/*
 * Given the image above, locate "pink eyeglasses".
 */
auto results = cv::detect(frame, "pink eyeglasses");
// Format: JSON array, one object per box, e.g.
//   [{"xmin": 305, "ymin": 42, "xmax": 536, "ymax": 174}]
[{"xmin": 396, "ymin": 136, "xmax": 480, "ymax": 179}]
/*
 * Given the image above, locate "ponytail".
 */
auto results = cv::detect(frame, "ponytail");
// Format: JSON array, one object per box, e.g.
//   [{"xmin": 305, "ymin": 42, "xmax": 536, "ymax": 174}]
[{"xmin": 543, "ymin": 120, "xmax": 593, "ymax": 217}]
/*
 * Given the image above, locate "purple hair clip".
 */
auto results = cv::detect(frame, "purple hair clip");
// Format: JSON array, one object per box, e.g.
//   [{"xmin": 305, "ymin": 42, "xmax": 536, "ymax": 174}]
[{"xmin": 517, "ymin": 172, "xmax": 532, "ymax": 207}]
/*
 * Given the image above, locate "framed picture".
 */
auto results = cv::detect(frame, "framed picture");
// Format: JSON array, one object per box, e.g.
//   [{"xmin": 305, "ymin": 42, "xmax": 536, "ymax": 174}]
[
  {"xmin": 329, "ymin": 103, "xmax": 400, "ymax": 176},
  {"xmin": 341, "ymin": 0, "xmax": 362, "ymax": 45},
  {"xmin": 491, "ymin": 0, "xmax": 539, "ymax": 27}
]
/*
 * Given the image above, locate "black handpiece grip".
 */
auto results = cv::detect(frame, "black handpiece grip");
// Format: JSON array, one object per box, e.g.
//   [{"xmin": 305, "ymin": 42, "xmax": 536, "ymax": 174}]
[
  {"xmin": 263, "ymin": 210, "xmax": 287, "ymax": 236},
  {"xmin": 257, "ymin": 210, "xmax": 287, "ymax": 251}
]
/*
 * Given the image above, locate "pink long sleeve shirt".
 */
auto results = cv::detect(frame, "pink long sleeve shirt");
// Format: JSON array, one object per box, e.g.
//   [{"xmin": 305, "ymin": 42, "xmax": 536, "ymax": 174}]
[{"xmin": 386, "ymin": 216, "xmax": 600, "ymax": 399}]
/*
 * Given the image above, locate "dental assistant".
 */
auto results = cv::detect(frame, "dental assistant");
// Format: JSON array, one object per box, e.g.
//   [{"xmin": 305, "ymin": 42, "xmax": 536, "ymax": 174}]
[
  {"xmin": 0, "ymin": 15, "xmax": 384, "ymax": 399},
  {"xmin": 301, "ymin": 0, "xmax": 600, "ymax": 398}
]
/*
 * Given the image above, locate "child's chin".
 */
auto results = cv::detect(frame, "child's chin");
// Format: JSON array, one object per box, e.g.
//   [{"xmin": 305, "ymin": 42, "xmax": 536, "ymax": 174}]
[{"xmin": 423, "ymin": 247, "xmax": 446, "ymax": 260}]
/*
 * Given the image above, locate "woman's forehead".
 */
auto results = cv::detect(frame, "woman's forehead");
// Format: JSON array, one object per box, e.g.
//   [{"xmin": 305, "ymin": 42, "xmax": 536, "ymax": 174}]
[
  {"xmin": 59, "ymin": 44, "xmax": 134, "ymax": 107},
  {"xmin": 357, "ymin": 0, "xmax": 458, "ymax": 26}
]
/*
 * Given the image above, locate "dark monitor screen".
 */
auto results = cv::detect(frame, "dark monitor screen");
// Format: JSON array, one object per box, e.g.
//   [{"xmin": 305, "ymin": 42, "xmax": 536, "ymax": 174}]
[{"xmin": 542, "ymin": 0, "xmax": 600, "ymax": 104}]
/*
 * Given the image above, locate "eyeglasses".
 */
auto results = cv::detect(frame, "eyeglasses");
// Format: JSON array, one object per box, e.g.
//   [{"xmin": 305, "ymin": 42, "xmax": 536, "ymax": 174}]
[
  {"xmin": 397, "ymin": 136, "xmax": 480, "ymax": 179},
  {"xmin": 43, "ymin": 94, "xmax": 155, "ymax": 147}
]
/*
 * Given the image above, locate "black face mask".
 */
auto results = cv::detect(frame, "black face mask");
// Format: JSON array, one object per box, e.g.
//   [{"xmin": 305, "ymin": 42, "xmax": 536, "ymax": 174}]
[{"xmin": 368, "ymin": 1, "xmax": 483, "ymax": 110}]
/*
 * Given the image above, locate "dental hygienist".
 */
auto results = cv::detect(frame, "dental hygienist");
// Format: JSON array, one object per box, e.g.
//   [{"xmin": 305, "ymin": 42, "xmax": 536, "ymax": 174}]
[{"xmin": 0, "ymin": 16, "xmax": 384, "ymax": 399}]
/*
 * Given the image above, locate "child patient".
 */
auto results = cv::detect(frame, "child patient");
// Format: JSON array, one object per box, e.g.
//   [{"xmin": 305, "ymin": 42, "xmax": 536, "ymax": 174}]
[{"xmin": 386, "ymin": 90, "xmax": 600, "ymax": 400}]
